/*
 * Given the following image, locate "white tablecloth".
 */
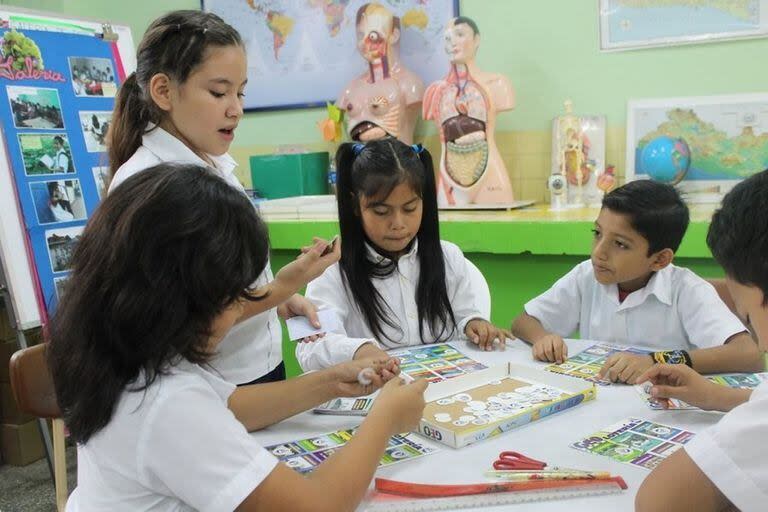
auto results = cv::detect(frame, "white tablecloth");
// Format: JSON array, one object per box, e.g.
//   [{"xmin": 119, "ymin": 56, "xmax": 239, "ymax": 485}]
[{"xmin": 251, "ymin": 339, "xmax": 723, "ymax": 511}]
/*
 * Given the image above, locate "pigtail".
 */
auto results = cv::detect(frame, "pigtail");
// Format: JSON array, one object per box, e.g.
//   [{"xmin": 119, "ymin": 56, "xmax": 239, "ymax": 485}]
[{"xmin": 413, "ymin": 145, "xmax": 456, "ymax": 343}]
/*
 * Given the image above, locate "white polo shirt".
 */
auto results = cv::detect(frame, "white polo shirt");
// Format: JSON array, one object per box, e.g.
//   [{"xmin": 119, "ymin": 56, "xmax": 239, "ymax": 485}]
[
  {"xmin": 684, "ymin": 381, "xmax": 768, "ymax": 511},
  {"xmin": 66, "ymin": 360, "xmax": 278, "ymax": 512},
  {"xmin": 108, "ymin": 127, "xmax": 283, "ymax": 384},
  {"xmin": 524, "ymin": 260, "xmax": 746, "ymax": 351},
  {"xmin": 296, "ymin": 240, "xmax": 486, "ymax": 370}
]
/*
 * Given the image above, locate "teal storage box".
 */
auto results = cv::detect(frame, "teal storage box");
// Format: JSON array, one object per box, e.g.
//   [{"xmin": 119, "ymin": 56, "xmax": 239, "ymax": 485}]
[{"xmin": 250, "ymin": 152, "xmax": 329, "ymax": 199}]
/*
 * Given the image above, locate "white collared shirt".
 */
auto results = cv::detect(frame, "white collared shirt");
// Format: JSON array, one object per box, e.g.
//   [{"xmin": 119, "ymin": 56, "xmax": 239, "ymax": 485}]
[
  {"xmin": 524, "ymin": 260, "xmax": 746, "ymax": 351},
  {"xmin": 684, "ymin": 381, "xmax": 768, "ymax": 512},
  {"xmin": 67, "ymin": 360, "xmax": 278, "ymax": 512},
  {"xmin": 108, "ymin": 127, "xmax": 282, "ymax": 384},
  {"xmin": 296, "ymin": 240, "xmax": 486, "ymax": 370}
]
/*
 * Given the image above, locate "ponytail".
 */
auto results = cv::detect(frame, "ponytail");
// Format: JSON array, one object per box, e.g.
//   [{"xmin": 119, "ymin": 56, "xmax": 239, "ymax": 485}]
[{"xmin": 107, "ymin": 73, "xmax": 156, "ymax": 181}]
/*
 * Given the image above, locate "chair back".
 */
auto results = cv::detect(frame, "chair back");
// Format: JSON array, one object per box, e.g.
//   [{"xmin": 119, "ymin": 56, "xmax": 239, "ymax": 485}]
[{"xmin": 9, "ymin": 343, "xmax": 60, "ymax": 419}]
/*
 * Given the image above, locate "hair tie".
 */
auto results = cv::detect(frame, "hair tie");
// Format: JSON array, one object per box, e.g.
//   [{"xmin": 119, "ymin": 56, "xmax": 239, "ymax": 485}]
[
  {"xmin": 411, "ymin": 144, "xmax": 424, "ymax": 155},
  {"xmin": 352, "ymin": 143, "xmax": 365, "ymax": 156}
]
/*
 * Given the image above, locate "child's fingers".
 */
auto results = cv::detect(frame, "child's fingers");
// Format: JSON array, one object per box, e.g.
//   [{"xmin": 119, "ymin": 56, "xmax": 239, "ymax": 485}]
[
  {"xmin": 543, "ymin": 340, "xmax": 555, "ymax": 362},
  {"xmin": 553, "ymin": 339, "xmax": 566, "ymax": 363},
  {"xmin": 598, "ymin": 354, "xmax": 618, "ymax": 379}
]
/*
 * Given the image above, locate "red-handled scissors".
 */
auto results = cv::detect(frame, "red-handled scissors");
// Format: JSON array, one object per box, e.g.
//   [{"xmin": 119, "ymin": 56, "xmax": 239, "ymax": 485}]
[{"xmin": 492, "ymin": 451, "xmax": 547, "ymax": 471}]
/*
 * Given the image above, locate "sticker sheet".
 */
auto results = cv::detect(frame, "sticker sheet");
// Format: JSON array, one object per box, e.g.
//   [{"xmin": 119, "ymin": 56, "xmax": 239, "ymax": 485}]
[
  {"xmin": 545, "ymin": 343, "xmax": 649, "ymax": 385},
  {"xmin": 313, "ymin": 397, "xmax": 376, "ymax": 416},
  {"xmin": 571, "ymin": 418, "xmax": 695, "ymax": 470},
  {"xmin": 635, "ymin": 372, "xmax": 768, "ymax": 410},
  {"xmin": 265, "ymin": 428, "xmax": 438, "ymax": 474},
  {"xmin": 390, "ymin": 344, "xmax": 488, "ymax": 383}
]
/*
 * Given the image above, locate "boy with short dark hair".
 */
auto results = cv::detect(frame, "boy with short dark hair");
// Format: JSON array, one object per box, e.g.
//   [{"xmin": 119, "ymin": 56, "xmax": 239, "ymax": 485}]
[
  {"xmin": 511, "ymin": 180, "xmax": 762, "ymax": 383},
  {"xmin": 635, "ymin": 169, "xmax": 768, "ymax": 512}
]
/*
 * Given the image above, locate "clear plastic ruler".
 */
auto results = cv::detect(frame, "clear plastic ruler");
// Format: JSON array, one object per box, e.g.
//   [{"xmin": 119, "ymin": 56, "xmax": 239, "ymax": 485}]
[{"xmin": 362, "ymin": 482, "xmax": 625, "ymax": 512}]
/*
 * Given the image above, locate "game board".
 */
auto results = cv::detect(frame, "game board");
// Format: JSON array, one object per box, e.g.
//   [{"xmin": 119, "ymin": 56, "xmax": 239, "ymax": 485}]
[
  {"xmin": 571, "ymin": 418, "xmax": 695, "ymax": 470},
  {"xmin": 265, "ymin": 428, "xmax": 438, "ymax": 474},
  {"xmin": 314, "ymin": 344, "xmax": 487, "ymax": 415},
  {"xmin": 545, "ymin": 343, "xmax": 649, "ymax": 385}
]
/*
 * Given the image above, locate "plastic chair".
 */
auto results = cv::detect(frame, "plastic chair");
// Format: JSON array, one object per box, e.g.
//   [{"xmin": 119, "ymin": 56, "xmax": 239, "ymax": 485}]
[{"xmin": 9, "ymin": 343, "xmax": 68, "ymax": 512}]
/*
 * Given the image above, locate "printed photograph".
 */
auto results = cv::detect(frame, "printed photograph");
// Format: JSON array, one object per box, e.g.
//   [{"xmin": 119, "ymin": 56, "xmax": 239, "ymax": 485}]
[
  {"xmin": 68, "ymin": 56, "xmax": 117, "ymax": 97},
  {"xmin": 18, "ymin": 133, "xmax": 75, "ymax": 175},
  {"xmin": 79, "ymin": 110, "xmax": 111, "ymax": 152},
  {"xmin": 45, "ymin": 225, "xmax": 83, "ymax": 273},
  {"xmin": 91, "ymin": 166, "xmax": 109, "ymax": 199},
  {"xmin": 29, "ymin": 179, "xmax": 87, "ymax": 224},
  {"xmin": 7, "ymin": 86, "xmax": 64, "ymax": 129},
  {"xmin": 54, "ymin": 276, "xmax": 71, "ymax": 300}
]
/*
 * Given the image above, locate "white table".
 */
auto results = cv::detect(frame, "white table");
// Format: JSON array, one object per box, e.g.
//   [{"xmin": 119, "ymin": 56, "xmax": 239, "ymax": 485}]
[{"xmin": 252, "ymin": 340, "xmax": 723, "ymax": 510}]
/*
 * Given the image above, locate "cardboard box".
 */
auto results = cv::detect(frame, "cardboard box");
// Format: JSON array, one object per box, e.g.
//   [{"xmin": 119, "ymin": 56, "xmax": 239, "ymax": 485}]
[
  {"xmin": 1, "ymin": 382, "xmax": 33, "ymax": 424},
  {"xmin": 417, "ymin": 363, "xmax": 596, "ymax": 449},
  {"xmin": 1, "ymin": 420, "xmax": 45, "ymax": 466}
]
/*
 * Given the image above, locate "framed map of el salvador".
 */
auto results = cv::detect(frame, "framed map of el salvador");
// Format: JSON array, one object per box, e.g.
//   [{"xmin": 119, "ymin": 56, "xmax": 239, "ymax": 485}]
[
  {"xmin": 599, "ymin": 0, "xmax": 768, "ymax": 51},
  {"xmin": 202, "ymin": 0, "xmax": 459, "ymax": 111}
]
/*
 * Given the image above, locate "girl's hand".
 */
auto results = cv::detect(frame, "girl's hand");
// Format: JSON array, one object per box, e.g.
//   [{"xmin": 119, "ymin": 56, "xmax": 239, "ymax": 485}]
[
  {"xmin": 465, "ymin": 319, "xmax": 512, "ymax": 351},
  {"xmin": 331, "ymin": 357, "xmax": 398, "ymax": 397},
  {"xmin": 275, "ymin": 237, "xmax": 341, "ymax": 294},
  {"xmin": 369, "ymin": 377, "xmax": 428, "ymax": 434},
  {"xmin": 278, "ymin": 295, "xmax": 326, "ymax": 342}
]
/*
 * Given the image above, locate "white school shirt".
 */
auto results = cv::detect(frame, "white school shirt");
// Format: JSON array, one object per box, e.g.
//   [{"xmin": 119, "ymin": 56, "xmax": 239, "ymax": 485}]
[
  {"xmin": 296, "ymin": 240, "xmax": 486, "ymax": 370},
  {"xmin": 66, "ymin": 360, "xmax": 278, "ymax": 512},
  {"xmin": 108, "ymin": 127, "xmax": 283, "ymax": 384},
  {"xmin": 524, "ymin": 260, "xmax": 746, "ymax": 351},
  {"xmin": 55, "ymin": 148, "xmax": 69, "ymax": 172},
  {"xmin": 684, "ymin": 381, "xmax": 768, "ymax": 512}
]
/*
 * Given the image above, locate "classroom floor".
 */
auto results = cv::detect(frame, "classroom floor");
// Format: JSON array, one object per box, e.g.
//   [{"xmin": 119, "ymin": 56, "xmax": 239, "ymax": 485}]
[{"xmin": 0, "ymin": 448, "xmax": 76, "ymax": 512}]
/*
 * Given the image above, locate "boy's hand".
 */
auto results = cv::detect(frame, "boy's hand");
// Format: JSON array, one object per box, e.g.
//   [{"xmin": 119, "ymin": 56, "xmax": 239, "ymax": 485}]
[
  {"xmin": 465, "ymin": 319, "xmax": 512, "ymax": 351},
  {"xmin": 636, "ymin": 364, "xmax": 722, "ymax": 411},
  {"xmin": 278, "ymin": 294, "xmax": 327, "ymax": 343},
  {"xmin": 599, "ymin": 353, "xmax": 654, "ymax": 384},
  {"xmin": 532, "ymin": 334, "xmax": 568, "ymax": 363}
]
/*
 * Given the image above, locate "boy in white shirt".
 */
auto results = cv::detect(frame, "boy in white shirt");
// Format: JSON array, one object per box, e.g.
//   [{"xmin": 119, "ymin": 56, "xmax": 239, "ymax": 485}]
[
  {"xmin": 512, "ymin": 180, "xmax": 762, "ymax": 383},
  {"xmin": 635, "ymin": 169, "xmax": 768, "ymax": 512}
]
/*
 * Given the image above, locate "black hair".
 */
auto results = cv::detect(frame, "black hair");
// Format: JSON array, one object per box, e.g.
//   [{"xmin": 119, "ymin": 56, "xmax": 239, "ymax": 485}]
[
  {"xmin": 707, "ymin": 169, "xmax": 768, "ymax": 303},
  {"xmin": 108, "ymin": 10, "xmax": 242, "ymax": 178},
  {"xmin": 48, "ymin": 163, "xmax": 270, "ymax": 443},
  {"xmin": 454, "ymin": 16, "xmax": 480, "ymax": 35},
  {"xmin": 335, "ymin": 139, "xmax": 455, "ymax": 346},
  {"xmin": 602, "ymin": 180, "xmax": 689, "ymax": 254},
  {"xmin": 53, "ymin": 135, "xmax": 64, "ymax": 145}
]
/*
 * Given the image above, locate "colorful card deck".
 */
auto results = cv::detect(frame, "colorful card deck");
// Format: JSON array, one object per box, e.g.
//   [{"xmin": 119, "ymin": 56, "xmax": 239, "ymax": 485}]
[
  {"xmin": 545, "ymin": 343, "xmax": 649, "ymax": 385},
  {"xmin": 571, "ymin": 418, "xmax": 695, "ymax": 470},
  {"xmin": 635, "ymin": 372, "xmax": 768, "ymax": 410},
  {"xmin": 265, "ymin": 428, "xmax": 438, "ymax": 474}
]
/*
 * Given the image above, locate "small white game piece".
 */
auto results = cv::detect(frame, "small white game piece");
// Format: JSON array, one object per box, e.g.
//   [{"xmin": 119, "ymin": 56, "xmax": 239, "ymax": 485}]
[
  {"xmin": 459, "ymin": 415, "xmax": 476, "ymax": 422},
  {"xmin": 357, "ymin": 368, "xmax": 373, "ymax": 386},
  {"xmin": 471, "ymin": 418, "xmax": 488, "ymax": 425},
  {"xmin": 452, "ymin": 419, "xmax": 469, "ymax": 426},
  {"xmin": 453, "ymin": 393, "xmax": 472, "ymax": 402},
  {"xmin": 436, "ymin": 398, "xmax": 454, "ymax": 406}
]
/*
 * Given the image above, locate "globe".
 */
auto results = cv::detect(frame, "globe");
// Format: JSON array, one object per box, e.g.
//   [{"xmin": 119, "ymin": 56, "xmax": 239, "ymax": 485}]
[{"xmin": 638, "ymin": 136, "xmax": 691, "ymax": 184}]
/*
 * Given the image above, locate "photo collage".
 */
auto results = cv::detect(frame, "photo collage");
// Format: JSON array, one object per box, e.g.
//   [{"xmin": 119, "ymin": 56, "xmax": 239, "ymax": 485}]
[{"xmin": 0, "ymin": 28, "xmax": 119, "ymax": 308}]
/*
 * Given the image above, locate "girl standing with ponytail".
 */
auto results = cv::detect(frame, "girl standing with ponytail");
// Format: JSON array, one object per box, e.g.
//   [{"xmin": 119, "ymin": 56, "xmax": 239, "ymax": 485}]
[
  {"xmin": 297, "ymin": 138, "xmax": 512, "ymax": 371},
  {"xmin": 107, "ymin": 10, "xmax": 334, "ymax": 385}
]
